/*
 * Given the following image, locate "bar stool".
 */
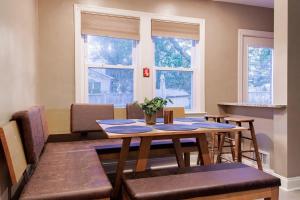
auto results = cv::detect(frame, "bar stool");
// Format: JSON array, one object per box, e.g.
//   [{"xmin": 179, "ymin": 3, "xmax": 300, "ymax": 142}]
[
  {"xmin": 204, "ymin": 114, "xmax": 231, "ymax": 162},
  {"xmin": 219, "ymin": 117, "xmax": 263, "ymax": 170}
]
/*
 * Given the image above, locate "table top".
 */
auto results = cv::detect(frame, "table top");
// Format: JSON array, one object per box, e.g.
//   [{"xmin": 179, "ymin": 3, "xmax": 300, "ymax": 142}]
[{"xmin": 98, "ymin": 119, "xmax": 247, "ymax": 139}]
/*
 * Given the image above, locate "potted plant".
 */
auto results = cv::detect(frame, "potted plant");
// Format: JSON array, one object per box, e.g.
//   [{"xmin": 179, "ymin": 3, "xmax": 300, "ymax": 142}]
[{"xmin": 138, "ymin": 97, "xmax": 172, "ymax": 125}]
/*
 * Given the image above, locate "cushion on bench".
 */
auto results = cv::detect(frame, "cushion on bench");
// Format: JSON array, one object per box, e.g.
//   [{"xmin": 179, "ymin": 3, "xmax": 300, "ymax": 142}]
[
  {"xmin": 96, "ymin": 138, "xmax": 196, "ymax": 155},
  {"xmin": 71, "ymin": 103, "xmax": 114, "ymax": 133},
  {"xmin": 44, "ymin": 139, "xmax": 123, "ymax": 154},
  {"xmin": 20, "ymin": 150, "xmax": 112, "ymax": 200},
  {"xmin": 12, "ymin": 106, "xmax": 46, "ymax": 164},
  {"xmin": 123, "ymin": 163, "xmax": 281, "ymax": 200}
]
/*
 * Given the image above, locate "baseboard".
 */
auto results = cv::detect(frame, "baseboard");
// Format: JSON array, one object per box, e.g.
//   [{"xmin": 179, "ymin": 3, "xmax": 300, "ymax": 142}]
[{"xmin": 241, "ymin": 159, "xmax": 300, "ymax": 191}]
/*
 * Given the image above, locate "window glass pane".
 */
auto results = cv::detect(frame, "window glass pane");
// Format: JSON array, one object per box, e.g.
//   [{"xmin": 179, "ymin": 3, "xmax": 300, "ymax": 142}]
[
  {"xmin": 88, "ymin": 67, "xmax": 134, "ymax": 107},
  {"xmin": 248, "ymin": 47, "xmax": 273, "ymax": 104},
  {"xmin": 156, "ymin": 70, "xmax": 192, "ymax": 109},
  {"xmin": 87, "ymin": 35, "xmax": 134, "ymax": 66},
  {"xmin": 153, "ymin": 36, "xmax": 192, "ymax": 68}
]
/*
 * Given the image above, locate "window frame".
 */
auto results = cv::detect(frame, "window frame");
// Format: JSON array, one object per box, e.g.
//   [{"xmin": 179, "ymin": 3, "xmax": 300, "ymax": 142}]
[
  {"xmin": 152, "ymin": 37, "xmax": 198, "ymax": 111},
  {"xmin": 83, "ymin": 35, "xmax": 138, "ymax": 106},
  {"xmin": 74, "ymin": 5, "xmax": 205, "ymax": 113},
  {"xmin": 237, "ymin": 29, "xmax": 274, "ymax": 104}
]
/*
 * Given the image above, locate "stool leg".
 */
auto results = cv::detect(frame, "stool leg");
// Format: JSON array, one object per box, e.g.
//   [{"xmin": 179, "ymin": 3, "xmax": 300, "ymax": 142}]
[
  {"xmin": 210, "ymin": 133, "xmax": 217, "ymax": 161},
  {"xmin": 216, "ymin": 133, "xmax": 225, "ymax": 163},
  {"xmin": 235, "ymin": 122, "xmax": 242, "ymax": 163},
  {"xmin": 249, "ymin": 121, "xmax": 263, "ymax": 170},
  {"xmin": 228, "ymin": 132, "xmax": 236, "ymax": 161}
]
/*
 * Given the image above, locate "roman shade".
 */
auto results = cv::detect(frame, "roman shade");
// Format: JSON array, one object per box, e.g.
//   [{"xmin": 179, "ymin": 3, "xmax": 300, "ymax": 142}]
[
  {"xmin": 81, "ymin": 12, "xmax": 140, "ymax": 40},
  {"xmin": 152, "ymin": 19, "xmax": 200, "ymax": 40}
]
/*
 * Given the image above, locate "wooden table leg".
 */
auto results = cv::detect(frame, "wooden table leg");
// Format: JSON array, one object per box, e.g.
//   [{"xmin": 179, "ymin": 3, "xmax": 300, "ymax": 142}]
[
  {"xmin": 172, "ymin": 138, "xmax": 185, "ymax": 168},
  {"xmin": 112, "ymin": 138, "xmax": 131, "ymax": 199},
  {"xmin": 135, "ymin": 137, "xmax": 152, "ymax": 172},
  {"xmin": 196, "ymin": 134, "xmax": 211, "ymax": 165},
  {"xmin": 216, "ymin": 133, "xmax": 225, "ymax": 163}
]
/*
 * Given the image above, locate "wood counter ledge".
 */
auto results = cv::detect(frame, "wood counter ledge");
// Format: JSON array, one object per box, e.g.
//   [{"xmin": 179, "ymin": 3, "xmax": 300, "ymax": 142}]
[{"xmin": 218, "ymin": 102, "xmax": 287, "ymax": 109}]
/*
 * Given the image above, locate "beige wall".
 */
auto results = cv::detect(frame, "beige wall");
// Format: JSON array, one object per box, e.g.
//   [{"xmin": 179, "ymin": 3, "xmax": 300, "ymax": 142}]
[
  {"xmin": 38, "ymin": 0, "xmax": 274, "ymax": 114},
  {"xmin": 0, "ymin": 0, "xmax": 39, "ymax": 199}
]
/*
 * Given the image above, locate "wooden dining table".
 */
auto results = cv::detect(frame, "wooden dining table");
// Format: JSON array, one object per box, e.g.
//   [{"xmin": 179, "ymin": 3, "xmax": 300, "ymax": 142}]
[{"xmin": 97, "ymin": 119, "xmax": 247, "ymax": 198}]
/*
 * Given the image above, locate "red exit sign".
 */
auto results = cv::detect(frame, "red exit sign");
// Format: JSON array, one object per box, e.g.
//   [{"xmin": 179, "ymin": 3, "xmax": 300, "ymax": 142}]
[{"xmin": 143, "ymin": 68, "xmax": 150, "ymax": 77}]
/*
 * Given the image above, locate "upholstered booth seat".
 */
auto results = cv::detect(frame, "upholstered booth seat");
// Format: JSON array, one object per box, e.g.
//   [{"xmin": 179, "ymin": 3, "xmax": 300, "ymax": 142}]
[
  {"xmin": 13, "ymin": 106, "xmax": 112, "ymax": 200},
  {"xmin": 95, "ymin": 138, "xmax": 196, "ymax": 155},
  {"xmin": 20, "ymin": 150, "xmax": 112, "ymax": 200},
  {"xmin": 123, "ymin": 163, "xmax": 281, "ymax": 200}
]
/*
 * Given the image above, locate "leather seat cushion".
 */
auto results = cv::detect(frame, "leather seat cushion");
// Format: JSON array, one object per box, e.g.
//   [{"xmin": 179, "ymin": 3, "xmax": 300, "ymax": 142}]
[
  {"xmin": 123, "ymin": 163, "xmax": 281, "ymax": 200},
  {"xmin": 20, "ymin": 150, "xmax": 112, "ymax": 200},
  {"xmin": 44, "ymin": 139, "xmax": 124, "ymax": 154}
]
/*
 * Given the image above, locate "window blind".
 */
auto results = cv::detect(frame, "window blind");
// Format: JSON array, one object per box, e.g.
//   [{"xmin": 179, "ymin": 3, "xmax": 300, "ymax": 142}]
[
  {"xmin": 151, "ymin": 19, "xmax": 200, "ymax": 40},
  {"xmin": 81, "ymin": 12, "xmax": 140, "ymax": 40}
]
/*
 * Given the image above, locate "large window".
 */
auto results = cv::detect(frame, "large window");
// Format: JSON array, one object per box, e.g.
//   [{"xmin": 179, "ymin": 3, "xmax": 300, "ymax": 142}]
[
  {"xmin": 85, "ymin": 35, "xmax": 136, "ymax": 107},
  {"xmin": 154, "ymin": 37, "xmax": 195, "ymax": 110},
  {"xmin": 76, "ymin": 7, "xmax": 205, "ymax": 112}
]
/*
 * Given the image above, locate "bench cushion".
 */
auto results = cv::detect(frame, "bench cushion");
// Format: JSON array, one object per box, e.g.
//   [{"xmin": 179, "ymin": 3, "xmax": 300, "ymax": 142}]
[
  {"xmin": 71, "ymin": 104, "xmax": 114, "ymax": 133},
  {"xmin": 96, "ymin": 138, "xmax": 196, "ymax": 154},
  {"xmin": 123, "ymin": 163, "xmax": 281, "ymax": 200},
  {"xmin": 20, "ymin": 150, "xmax": 112, "ymax": 200},
  {"xmin": 44, "ymin": 139, "xmax": 123, "ymax": 154},
  {"xmin": 12, "ymin": 106, "xmax": 46, "ymax": 164}
]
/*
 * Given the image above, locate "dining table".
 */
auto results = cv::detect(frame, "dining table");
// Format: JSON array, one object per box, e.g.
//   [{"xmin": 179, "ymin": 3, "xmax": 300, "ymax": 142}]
[{"xmin": 97, "ymin": 118, "xmax": 247, "ymax": 198}]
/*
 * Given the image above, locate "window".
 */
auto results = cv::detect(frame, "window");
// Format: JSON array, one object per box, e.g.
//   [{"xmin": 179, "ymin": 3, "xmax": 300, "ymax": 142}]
[
  {"xmin": 76, "ymin": 7, "xmax": 205, "ymax": 112},
  {"xmin": 247, "ymin": 47, "xmax": 273, "ymax": 104},
  {"xmin": 154, "ymin": 37, "xmax": 195, "ymax": 110},
  {"xmin": 238, "ymin": 30, "xmax": 274, "ymax": 104},
  {"xmin": 85, "ymin": 35, "xmax": 136, "ymax": 107}
]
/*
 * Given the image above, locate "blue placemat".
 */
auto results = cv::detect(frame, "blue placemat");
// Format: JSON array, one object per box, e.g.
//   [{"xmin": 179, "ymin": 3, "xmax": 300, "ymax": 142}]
[
  {"xmin": 97, "ymin": 119, "xmax": 136, "ymax": 125},
  {"xmin": 137, "ymin": 118, "xmax": 164, "ymax": 123},
  {"xmin": 192, "ymin": 122, "xmax": 236, "ymax": 129},
  {"xmin": 153, "ymin": 124, "xmax": 199, "ymax": 131},
  {"xmin": 105, "ymin": 125, "xmax": 153, "ymax": 134},
  {"xmin": 174, "ymin": 117, "xmax": 206, "ymax": 123}
]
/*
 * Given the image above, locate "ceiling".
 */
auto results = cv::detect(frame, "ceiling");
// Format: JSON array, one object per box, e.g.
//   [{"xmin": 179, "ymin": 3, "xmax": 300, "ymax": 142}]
[{"xmin": 213, "ymin": 0, "xmax": 274, "ymax": 8}]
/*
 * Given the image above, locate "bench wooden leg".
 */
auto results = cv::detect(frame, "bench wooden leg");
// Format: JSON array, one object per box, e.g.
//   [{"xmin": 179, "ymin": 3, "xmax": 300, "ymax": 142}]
[
  {"xmin": 264, "ymin": 187, "xmax": 279, "ymax": 200},
  {"xmin": 184, "ymin": 152, "xmax": 191, "ymax": 167}
]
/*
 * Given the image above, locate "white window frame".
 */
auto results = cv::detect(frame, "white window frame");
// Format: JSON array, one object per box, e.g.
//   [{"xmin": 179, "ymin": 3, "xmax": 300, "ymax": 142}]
[
  {"xmin": 237, "ymin": 29, "xmax": 274, "ymax": 104},
  {"xmin": 74, "ymin": 4, "xmax": 205, "ymax": 113},
  {"xmin": 83, "ymin": 35, "xmax": 138, "ymax": 105}
]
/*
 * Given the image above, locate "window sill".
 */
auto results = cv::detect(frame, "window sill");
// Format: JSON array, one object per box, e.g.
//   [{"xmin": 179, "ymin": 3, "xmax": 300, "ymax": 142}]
[
  {"xmin": 218, "ymin": 102, "xmax": 287, "ymax": 109},
  {"xmin": 185, "ymin": 111, "xmax": 207, "ymax": 116}
]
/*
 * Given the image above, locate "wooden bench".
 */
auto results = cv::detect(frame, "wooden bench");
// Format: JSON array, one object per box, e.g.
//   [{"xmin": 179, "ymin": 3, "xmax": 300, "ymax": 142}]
[
  {"xmin": 2, "ymin": 106, "xmax": 113, "ymax": 200},
  {"xmin": 122, "ymin": 163, "xmax": 280, "ymax": 200}
]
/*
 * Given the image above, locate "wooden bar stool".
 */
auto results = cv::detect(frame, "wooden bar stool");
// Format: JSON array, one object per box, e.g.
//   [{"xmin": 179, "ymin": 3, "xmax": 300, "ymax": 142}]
[
  {"xmin": 204, "ymin": 114, "xmax": 232, "ymax": 162},
  {"xmin": 220, "ymin": 117, "xmax": 263, "ymax": 170}
]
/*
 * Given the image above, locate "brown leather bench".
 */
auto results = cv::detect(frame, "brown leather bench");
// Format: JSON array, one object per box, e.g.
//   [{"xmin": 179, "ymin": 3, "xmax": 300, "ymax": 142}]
[
  {"xmin": 122, "ymin": 163, "xmax": 280, "ymax": 200},
  {"xmin": 12, "ymin": 106, "xmax": 112, "ymax": 200}
]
